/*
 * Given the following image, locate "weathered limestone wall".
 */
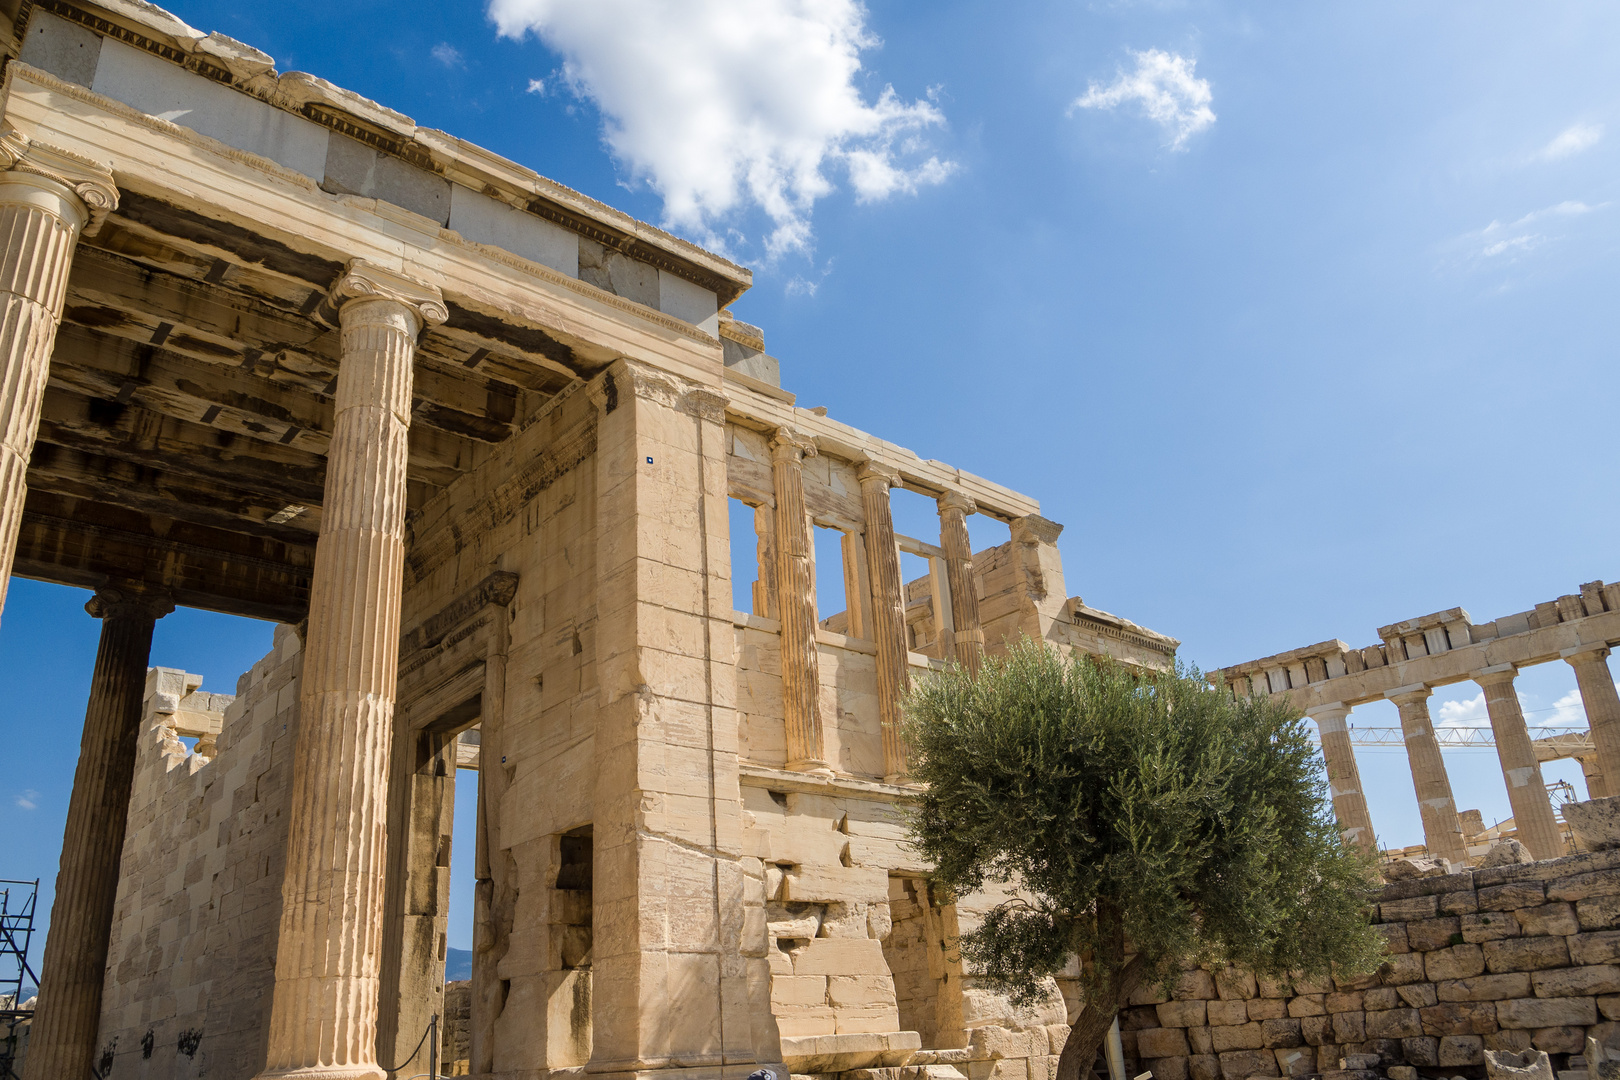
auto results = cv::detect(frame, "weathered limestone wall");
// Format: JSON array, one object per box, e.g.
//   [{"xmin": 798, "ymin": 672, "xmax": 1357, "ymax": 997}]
[
  {"xmin": 97, "ymin": 628, "xmax": 303, "ymax": 1080},
  {"xmin": 1121, "ymin": 850, "xmax": 1620, "ymax": 1080},
  {"xmin": 400, "ymin": 377, "xmax": 604, "ymax": 1071}
]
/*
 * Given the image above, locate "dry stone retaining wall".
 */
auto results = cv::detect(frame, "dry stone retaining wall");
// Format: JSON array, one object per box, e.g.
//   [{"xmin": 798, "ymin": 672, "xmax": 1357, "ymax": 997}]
[{"xmin": 1121, "ymin": 850, "xmax": 1620, "ymax": 1080}]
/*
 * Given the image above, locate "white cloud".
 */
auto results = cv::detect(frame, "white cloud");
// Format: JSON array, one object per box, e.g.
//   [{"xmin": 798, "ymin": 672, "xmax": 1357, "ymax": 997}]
[
  {"xmin": 432, "ymin": 43, "xmax": 464, "ymax": 68},
  {"xmin": 1433, "ymin": 684, "xmax": 1613, "ymax": 733},
  {"xmin": 526, "ymin": 78, "xmax": 546, "ymax": 95},
  {"xmin": 1535, "ymin": 122, "xmax": 1603, "ymax": 162},
  {"xmin": 1436, "ymin": 693, "xmax": 1488, "ymax": 728},
  {"xmin": 14, "ymin": 789, "xmax": 37, "ymax": 810},
  {"xmin": 1072, "ymin": 48, "xmax": 1215, "ymax": 150},
  {"xmin": 487, "ymin": 0, "xmax": 955, "ymax": 258},
  {"xmin": 1451, "ymin": 199, "xmax": 1604, "ymax": 267}
]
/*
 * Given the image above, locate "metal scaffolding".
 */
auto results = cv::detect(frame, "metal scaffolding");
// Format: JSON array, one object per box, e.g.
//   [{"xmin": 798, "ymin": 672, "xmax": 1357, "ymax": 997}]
[{"xmin": 0, "ymin": 880, "xmax": 39, "ymax": 1080}]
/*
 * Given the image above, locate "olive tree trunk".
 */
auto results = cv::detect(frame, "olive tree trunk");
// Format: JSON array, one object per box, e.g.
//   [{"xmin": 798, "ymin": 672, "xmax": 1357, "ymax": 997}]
[{"xmin": 1056, "ymin": 899, "xmax": 1148, "ymax": 1080}]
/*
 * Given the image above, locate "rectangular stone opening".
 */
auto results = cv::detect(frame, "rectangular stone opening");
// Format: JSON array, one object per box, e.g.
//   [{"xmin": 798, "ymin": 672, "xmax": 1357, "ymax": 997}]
[
  {"xmin": 547, "ymin": 824, "xmax": 593, "ymax": 1067},
  {"xmin": 730, "ymin": 496, "xmax": 762, "ymax": 616},
  {"xmin": 812, "ymin": 522, "xmax": 849, "ymax": 626},
  {"xmin": 881, "ymin": 876, "xmax": 966, "ymax": 1050}
]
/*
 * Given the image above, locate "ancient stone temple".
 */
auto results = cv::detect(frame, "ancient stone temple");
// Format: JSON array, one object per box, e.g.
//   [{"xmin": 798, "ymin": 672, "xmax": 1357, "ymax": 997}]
[
  {"xmin": 1215, "ymin": 584, "xmax": 1620, "ymax": 862},
  {"xmin": 0, "ymin": 2, "xmax": 1180, "ymax": 1078}
]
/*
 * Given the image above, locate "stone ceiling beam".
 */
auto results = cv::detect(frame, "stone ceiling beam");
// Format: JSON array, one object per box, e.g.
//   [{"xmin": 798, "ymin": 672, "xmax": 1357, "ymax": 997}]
[
  {"xmin": 15, "ymin": 489, "xmax": 312, "ymax": 623},
  {"xmin": 47, "ymin": 323, "xmax": 472, "ymax": 485},
  {"xmin": 26, "ymin": 440, "xmax": 321, "ymax": 542},
  {"xmin": 34, "ymin": 391, "xmax": 329, "ymax": 506}
]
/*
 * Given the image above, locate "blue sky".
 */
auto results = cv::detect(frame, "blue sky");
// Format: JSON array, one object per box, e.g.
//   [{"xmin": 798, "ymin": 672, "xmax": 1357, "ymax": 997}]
[{"xmin": 3, "ymin": 0, "xmax": 1618, "ymax": 963}]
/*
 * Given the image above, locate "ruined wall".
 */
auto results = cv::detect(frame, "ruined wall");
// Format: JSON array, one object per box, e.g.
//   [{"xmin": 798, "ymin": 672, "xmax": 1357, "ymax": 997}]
[
  {"xmin": 97, "ymin": 627, "xmax": 303, "ymax": 1080},
  {"xmin": 1122, "ymin": 849, "xmax": 1620, "ymax": 1080}
]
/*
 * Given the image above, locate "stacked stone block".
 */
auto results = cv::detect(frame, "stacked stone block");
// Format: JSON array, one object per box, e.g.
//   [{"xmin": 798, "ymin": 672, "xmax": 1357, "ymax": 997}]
[{"xmin": 1123, "ymin": 849, "xmax": 1620, "ymax": 1080}]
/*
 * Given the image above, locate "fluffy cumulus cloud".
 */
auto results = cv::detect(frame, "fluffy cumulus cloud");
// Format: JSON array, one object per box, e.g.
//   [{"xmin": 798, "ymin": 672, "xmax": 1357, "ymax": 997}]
[
  {"xmin": 487, "ymin": 0, "xmax": 954, "ymax": 258},
  {"xmin": 1072, "ymin": 48, "xmax": 1215, "ymax": 150},
  {"xmin": 1434, "ymin": 685, "xmax": 1612, "ymax": 733},
  {"xmin": 1535, "ymin": 122, "xmax": 1603, "ymax": 162}
]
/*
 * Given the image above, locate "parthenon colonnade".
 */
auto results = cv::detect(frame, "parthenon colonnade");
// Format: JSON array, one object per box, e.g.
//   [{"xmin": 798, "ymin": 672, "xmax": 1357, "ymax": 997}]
[{"xmin": 1217, "ymin": 588, "xmax": 1620, "ymax": 861}]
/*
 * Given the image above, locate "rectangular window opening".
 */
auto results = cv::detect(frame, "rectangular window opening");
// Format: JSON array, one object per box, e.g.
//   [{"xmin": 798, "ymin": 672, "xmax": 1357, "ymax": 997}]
[{"xmin": 729, "ymin": 497, "xmax": 762, "ymax": 616}]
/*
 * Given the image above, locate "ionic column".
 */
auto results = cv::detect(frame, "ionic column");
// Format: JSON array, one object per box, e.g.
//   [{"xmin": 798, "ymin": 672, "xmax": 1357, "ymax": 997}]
[
  {"xmin": 771, "ymin": 427, "xmax": 827, "ymax": 771},
  {"xmin": 256, "ymin": 262, "xmax": 445, "ymax": 1080},
  {"xmin": 1565, "ymin": 645, "xmax": 1620, "ymax": 793},
  {"xmin": 858, "ymin": 460, "xmax": 909, "ymax": 780},
  {"xmin": 937, "ymin": 491, "xmax": 983, "ymax": 674},
  {"xmin": 1306, "ymin": 702, "xmax": 1376, "ymax": 852},
  {"xmin": 1387, "ymin": 686, "xmax": 1469, "ymax": 864},
  {"xmin": 1476, "ymin": 665, "xmax": 1563, "ymax": 860},
  {"xmin": 24, "ymin": 584, "xmax": 171, "ymax": 1080},
  {"xmin": 0, "ymin": 129, "xmax": 116, "ymax": 621}
]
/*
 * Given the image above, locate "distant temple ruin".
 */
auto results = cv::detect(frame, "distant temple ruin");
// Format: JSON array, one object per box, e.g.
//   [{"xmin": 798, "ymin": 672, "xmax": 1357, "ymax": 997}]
[{"xmin": 1214, "ymin": 585, "xmax": 1620, "ymax": 863}]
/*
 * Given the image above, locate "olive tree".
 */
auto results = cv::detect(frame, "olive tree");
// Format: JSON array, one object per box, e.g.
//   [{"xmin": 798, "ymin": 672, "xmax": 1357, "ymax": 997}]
[{"xmin": 903, "ymin": 640, "xmax": 1382, "ymax": 1080}]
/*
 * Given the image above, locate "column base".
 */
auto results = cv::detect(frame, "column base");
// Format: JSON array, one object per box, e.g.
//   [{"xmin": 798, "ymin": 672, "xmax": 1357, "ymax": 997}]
[{"xmin": 253, "ymin": 1066, "xmax": 386, "ymax": 1080}]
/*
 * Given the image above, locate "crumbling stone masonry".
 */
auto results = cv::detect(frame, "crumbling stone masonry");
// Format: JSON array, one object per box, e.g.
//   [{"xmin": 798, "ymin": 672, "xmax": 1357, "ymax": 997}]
[{"xmin": 1120, "ymin": 849, "xmax": 1620, "ymax": 1080}]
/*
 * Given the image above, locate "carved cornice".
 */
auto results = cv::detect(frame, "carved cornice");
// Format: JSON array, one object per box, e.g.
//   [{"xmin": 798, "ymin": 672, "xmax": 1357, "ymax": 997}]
[
  {"xmin": 770, "ymin": 426, "xmax": 817, "ymax": 465},
  {"xmin": 325, "ymin": 259, "xmax": 448, "ymax": 330},
  {"xmin": 1011, "ymin": 514, "xmax": 1064, "ymax": 546},
  {"xmin": 681, "ymin": 389, "xmax": 728, "ymax": 425},
  {"xmin": 0, "ymin": 127, "xmax": 119, "ymax": 233},
  {"xmin": 417, "ymin": 570, "xmax": 520, "ymax": 649}
]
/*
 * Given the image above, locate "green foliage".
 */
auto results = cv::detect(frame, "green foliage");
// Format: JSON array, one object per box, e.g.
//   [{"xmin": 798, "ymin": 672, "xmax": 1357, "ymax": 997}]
[{"xmin": 903, "ymin": 639, "xmax": 1383, "ymax": 1008}]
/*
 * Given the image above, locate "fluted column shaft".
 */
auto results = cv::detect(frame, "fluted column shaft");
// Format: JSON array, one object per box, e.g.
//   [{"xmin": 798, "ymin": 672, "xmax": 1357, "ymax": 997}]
[
  {"xmin": 25, "ymin": 585, "xmax": 171, "ymax": 1080},
  {"xmin": 1477, "ymin": 666, "xmax": 1563, "ymax": 860},
  {"xmin": 0, "ymin": 169, "xmax": 97, "ymax": 620},
  {"xmin": 1567, "ymin": 646, "xmax": 1620, "ymax": 794},
  {"xmin": 1389, "ymin": 687, "xmax": 1469, "ymax": 864},
  {"xmin": 937, "ymin": 491, "xmax": 983, "ymax": 674},
  {"xmin": 258, "ymin": 265, "xmax": 444, "ymax": 1080},
  {"xmin": 859, "ymin": 462, "xmax": 909, "ymax": 780},
  {"xmin": 771, "ymin": 428, "xmax": 826, "ymax": 771},
  {"xmin": 1307, "ymin": 703, "xmax": 1376, "ymax": 851}
]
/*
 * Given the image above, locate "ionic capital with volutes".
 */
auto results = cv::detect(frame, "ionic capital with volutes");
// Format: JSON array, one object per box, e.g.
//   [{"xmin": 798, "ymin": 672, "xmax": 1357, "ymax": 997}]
[
  {"xmin": 324, "ymin": 259, "xmax": 448, "ymax": 333},
  {"xmin": 84, "ymin": 583, "xmax": 174, "ymax": 624},
  {"xmin": 0, "ymin": 127, "xmax": 118, "ymax": 235},
  {"xmin": 856, "ymin": 458, "xmax": 902, "ymax": 491},
  {"xmin": 770, "ymin": 426, "xmax": 817, "ymax": 465},
  {"xmin": 937, "ymin": 490, "xmax": 976, "ymax": 516}
]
